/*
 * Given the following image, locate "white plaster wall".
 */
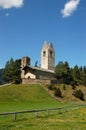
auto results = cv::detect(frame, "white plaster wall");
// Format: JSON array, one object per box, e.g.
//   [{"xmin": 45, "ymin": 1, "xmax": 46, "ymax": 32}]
[{"xmin": 25, "ymin": 72, "xmax": 36, "ymax": 79}]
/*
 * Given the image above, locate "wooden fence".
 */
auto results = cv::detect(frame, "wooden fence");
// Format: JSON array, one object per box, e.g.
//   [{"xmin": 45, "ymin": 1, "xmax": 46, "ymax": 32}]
[{"xmin": 0, "ymin": 104, "xmax": 86, "ymax": 121}]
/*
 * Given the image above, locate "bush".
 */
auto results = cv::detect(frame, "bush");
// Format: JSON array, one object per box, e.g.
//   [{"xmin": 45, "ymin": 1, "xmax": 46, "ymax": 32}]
[
  {"xmin": 54, "ymin": 88, "xmax": 62, "ymax": 97},
  {"xmin": 70, "ymin": 80, "xmax": 77, "ymax": 87},
  {"xmin": 63, "ymin": 84, "xmax": 66, "ymax": 90},
  {"xmin": 0, "ymin": 81, "xmax": 2, "ymax": 85},
  {"xmin": 47, "ymin": 84, "xmax": 56, "ymax": 90},
  {"xmin": 73, "ymin": 89, "xmax": 84, "ymax": 101},
  {"xmin": 71, "ymin": 85, "xmax": 76, "ymax": 90}
]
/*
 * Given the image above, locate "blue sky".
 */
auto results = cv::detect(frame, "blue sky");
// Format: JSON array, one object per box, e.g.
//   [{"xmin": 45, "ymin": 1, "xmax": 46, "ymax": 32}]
[{"xmin": 0, "ymin": 0, "xmax": 86, "ymax": 68}]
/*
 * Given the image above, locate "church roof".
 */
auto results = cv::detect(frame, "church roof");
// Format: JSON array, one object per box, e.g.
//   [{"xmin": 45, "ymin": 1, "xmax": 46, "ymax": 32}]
[{"xmin": 22, "ymin": 65, "xmax": 55, "ymax": 74}]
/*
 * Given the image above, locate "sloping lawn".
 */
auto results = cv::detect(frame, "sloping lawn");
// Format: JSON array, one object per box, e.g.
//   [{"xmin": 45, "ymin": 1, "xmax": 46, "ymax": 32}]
[{"xmin": 0, "ymin": 84, "xmax": 64, "ymax": 112}]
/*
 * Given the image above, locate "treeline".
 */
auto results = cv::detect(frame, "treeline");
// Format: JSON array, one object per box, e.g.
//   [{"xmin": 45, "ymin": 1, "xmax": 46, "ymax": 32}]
[
  {"xmin": 55, "ymin": 61, "xmax": 86, "ymax": 86},
  {"xmin": 0, "ymin": 69, "xmax": 4, "ymax": 84},
  {"xmin": 2, "ymin": 58, "xmax": 21, "ymax": 84},
  {"xmin": 0, "ymin": 58, "xmax": 86, "ymax": 86}
]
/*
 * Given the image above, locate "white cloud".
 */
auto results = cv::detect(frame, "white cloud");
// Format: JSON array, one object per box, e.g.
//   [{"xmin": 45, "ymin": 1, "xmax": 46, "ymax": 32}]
[
  {"xmin": 0, "ymin": 0, "xmax": 24, "ymax": 9},
  {"xmin": 61, "ymin": 0, "xmax": 80, "ymax": 18}
]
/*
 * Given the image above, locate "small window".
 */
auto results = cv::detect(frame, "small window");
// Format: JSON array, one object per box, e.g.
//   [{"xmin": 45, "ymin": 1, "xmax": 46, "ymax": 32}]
[
  {"xmin": 50, "ymin": 51, "xmax": 52, "ymax": 56},
  {"xmin": 43, "ymin": 51, "xmax": 46, "ymax": 56}
]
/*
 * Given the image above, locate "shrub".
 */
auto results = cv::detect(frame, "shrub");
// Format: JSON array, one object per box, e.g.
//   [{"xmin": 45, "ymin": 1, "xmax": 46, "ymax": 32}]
[
  {"xmin": 0, "ymin": 81, "xmax": 2, "ymax": 85},
  {"xmin": 70, "ymin": 80, "xmax": 76, "ymax": 86},
  {"xmin": 73, "ymin": 89, "xmax": 84, "ymax": 101},
  {"xmin": 54, "ymin": 88, "xmax": 62, "ymax": 97},
  {"xmin": 71, "ymin": 85, "xmax": 76, "ymax": 90},
  {"xmin": 63, "ymin": 84, "xmax": 66, "ymax": 90},
  {"xmin": 47, "ymin": 84, "xmax": 56, "ymax": 90}
]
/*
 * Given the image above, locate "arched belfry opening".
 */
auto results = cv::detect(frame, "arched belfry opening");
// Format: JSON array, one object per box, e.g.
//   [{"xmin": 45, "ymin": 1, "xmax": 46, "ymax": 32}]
[
  {"xmin": 50, "ymin": 51, "xmax": 53, "ymax": 57},
  {"xmin": 43, "ymin": 51, "xmax": 46, "ymax": 56}
]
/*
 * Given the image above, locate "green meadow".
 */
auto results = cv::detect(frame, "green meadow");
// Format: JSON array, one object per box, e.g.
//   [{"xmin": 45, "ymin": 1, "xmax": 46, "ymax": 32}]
[
  {"xmin": 0, "ymin": 107, "xmax": 86, "ymax": 130},
  {"xmin": 0, "ymin": 84, "xmax": 64, "ymax": 112},
  {"xmin": 0, "ymin": 84, "xmax": 86, "ymax": 130}
]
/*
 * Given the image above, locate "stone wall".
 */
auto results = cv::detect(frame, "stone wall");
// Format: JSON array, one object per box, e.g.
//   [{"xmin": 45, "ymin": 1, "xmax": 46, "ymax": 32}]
[{"xmin": 22, "ymin": 78, "xmax": 58, "ymax": 85}]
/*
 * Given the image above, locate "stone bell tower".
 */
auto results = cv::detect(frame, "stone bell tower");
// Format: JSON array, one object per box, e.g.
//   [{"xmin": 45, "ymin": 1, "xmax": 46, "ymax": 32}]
[
  {"xmin": 21, "ymin": 56, "xmax": 30, "ymax": 78},
  {"xmin": 41, "ymin": 41, "xmax": 55, "ymax": 71},
  {"xmin": 21, "ymin": 56, "xmax": 30, "ymax": 68}
]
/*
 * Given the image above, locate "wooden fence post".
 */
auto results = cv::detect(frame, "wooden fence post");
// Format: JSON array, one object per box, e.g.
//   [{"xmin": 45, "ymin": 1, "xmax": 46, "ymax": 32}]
[
  {"xmin": 47, "ymin": 110, "xmax": 49, "ymax": 116},
  {"xmin": 58, "ymin": 108, "xmax": 60, "ymax": 113},
  {"xmin": 35, "ymin": 111, "xmax": 38, "ymax": 117},
  {"xmin": 14, "ymin": 113, "xmax": 17, "ymax": 121},
  {"xmin": 65, "ymin": 108, "xmax": 67, "ymax": 112}
]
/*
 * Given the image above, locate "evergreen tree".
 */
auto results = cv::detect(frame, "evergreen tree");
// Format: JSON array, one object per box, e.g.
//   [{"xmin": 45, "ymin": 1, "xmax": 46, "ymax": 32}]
[
  {"xmin": 55, "ymin": 61, "xmax": 64, "ymax": 79},
  {"xmin": 80, "ymin": 66, "xmax": 86, "ymax": 86},
  {"xmin": 3, "ymin": 58, "xmax": 21, "ymax": 84},
  {"xmin": 0, "ymin": 69, "xmax": 4, "ymax": 84},
  {"xmin": 13, "ymin": 59, "xmax": 21, "ymax": 84},
  {"xmin": 3, "ymin": 60, "xmax": 13, "ymax": 82},
  {"xmin": 55, "ymin": 61, "xmax": 73, "ymax": 84},
  {"xmin": 72, "ymin": 65, "xmax": 80, "ymax": 84}
]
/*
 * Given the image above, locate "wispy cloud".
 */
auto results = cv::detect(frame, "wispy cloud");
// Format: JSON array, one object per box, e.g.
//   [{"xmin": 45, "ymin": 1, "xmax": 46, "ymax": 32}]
[
  {"xmin": 61, "ymin": 0, "xmax": 80, "ymax": 18},
  {"xmin": 0, "ymin": 0, "xmax": 24, "ymax": 9}
]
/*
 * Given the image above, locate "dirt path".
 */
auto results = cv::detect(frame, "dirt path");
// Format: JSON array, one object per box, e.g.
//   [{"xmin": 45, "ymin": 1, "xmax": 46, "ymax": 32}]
[{"xmin": 0, "ymin": 83, "xmax": 11, "ymax": 87}]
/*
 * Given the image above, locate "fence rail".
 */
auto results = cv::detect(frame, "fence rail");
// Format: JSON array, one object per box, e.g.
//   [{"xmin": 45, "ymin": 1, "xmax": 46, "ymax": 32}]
[{"xmin": 0, "ymin": 104, "xmax": 86, "ymax": 121}]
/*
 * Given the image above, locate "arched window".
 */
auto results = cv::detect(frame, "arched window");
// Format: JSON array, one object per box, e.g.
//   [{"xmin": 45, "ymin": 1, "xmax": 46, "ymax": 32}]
[
  {"xmin": 50, "ymin": 51, "xmax": 52, "ymax": 56},
  {"xmin": 43, "ymin": 51, "xmax": 46, "ymax": 56}
]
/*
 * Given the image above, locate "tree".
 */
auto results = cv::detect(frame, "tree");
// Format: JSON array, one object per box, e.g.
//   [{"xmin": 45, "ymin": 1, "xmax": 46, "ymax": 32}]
[
  {"xmin": 34, "ymin": 61, "xmax": 38, "ymax": 67},
  {"xmin": 82, "ymin": 66, "xmax": 86, "ymax": 86},
  {"xmin": 12, "ymin": 59, "xmax": 21, "ymax": 84},
  {"xmin": 55, "ymin": 61, "xmax": 64, "ymax": 78},
  {"xmin": 3, "ymin": 58, "xmax": 21, "ymax": 84},
  {"xmin": 72, "ymin": 65, "xmax": 86, "ymax": 86},
  {"xmin": 0, "ymin": 69, "xmax": 4, "ymax": 84},
  {"xmin": 55, "ymin": 61, "xmax": 73, "ymax": 84},
  {"xmin": 72, "ymin": 65, "xmax": 80, "ymax": 83},
  {"xmin": 81, "ymin": 73, "xmax": 86, "ymax": 86},
  {"xmin": 3, "ymin": 59, "xmax": 14, "ymax": 82}
]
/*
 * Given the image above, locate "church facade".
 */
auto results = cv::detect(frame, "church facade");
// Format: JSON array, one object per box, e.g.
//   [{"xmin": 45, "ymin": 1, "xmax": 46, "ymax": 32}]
[{"xmin": 21, "ymin": 41, "xmax": 56, "ymax": 84}]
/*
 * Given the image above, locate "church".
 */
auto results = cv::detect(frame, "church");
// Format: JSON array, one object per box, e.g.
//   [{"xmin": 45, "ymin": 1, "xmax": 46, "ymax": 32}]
[{"xmin": 21, "ymin": 41, "xmax": 56, "ymax": 84}]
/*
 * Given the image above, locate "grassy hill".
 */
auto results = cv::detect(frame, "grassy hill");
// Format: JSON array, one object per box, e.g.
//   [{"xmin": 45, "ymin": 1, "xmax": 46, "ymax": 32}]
[
  {"xmin": 0, "ymin": 84, "xmax": 65, "ymax": 112},
  {"xmin": 0, "ymin": 84, "xmax": 86, "ymax": 130},
  {"xmin": 0, "ymin": 84, "xmax": 86, "ymax": 113},
  {"xmin": 45, "ymin": 84, "xmax": 86, "ymax": 102}
]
